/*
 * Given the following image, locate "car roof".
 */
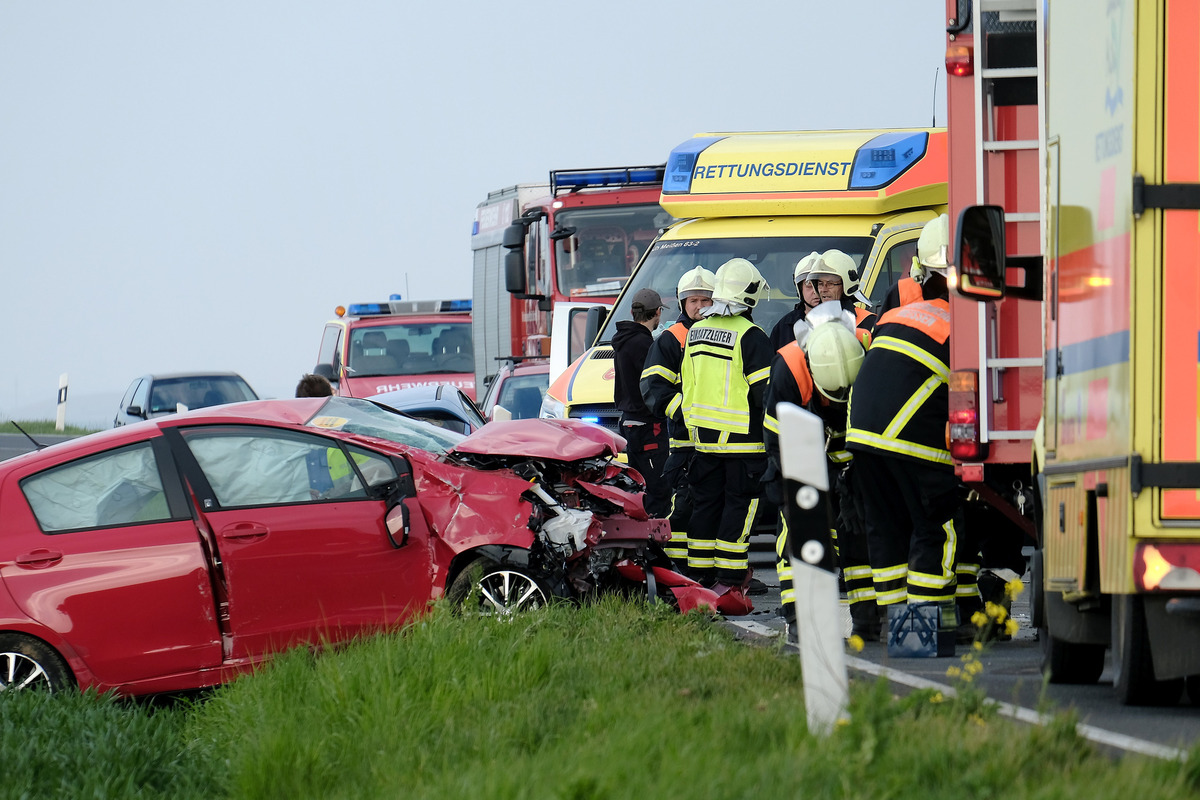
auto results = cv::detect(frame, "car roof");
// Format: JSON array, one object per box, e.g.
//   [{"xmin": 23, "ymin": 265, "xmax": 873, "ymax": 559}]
[{"xmin": 137, "ymin": 371, "xmax": 250, "ymax": 381}]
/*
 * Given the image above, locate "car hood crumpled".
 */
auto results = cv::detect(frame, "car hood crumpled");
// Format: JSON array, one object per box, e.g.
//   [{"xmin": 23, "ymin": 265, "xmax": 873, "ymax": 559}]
[{"xmin": 448, "ymin": 419, "xmax": 626, "ymax": 461}]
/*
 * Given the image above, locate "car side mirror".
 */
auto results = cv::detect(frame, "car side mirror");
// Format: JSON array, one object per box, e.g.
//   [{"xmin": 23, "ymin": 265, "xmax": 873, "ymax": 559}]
[
  {"xmin": 384, "ymin": 501, "xmax": 409, "ymax": 549},
  {"xmin": 127, "ymin": 405, "xmax": 146, "ymax": 419},
  {"xmin": 584, "ymin": 305, "xmax": 608, "ymax": 347}
]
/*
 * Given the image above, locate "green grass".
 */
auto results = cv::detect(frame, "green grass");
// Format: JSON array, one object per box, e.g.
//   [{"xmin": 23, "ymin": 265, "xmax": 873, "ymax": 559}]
[
  {"xmin": 0, "ymin": 419, "xmax": 99, "ymax": 435},
  {"xmin": 2, "ymin": 600, "xmax": 1197, "ymax": 799}
]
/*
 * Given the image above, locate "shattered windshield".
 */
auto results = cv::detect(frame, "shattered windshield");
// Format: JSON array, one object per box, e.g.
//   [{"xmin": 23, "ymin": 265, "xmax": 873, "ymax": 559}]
[{"xmin": 304, "ymin": 396, "xmax": 463, "ymax": 454}]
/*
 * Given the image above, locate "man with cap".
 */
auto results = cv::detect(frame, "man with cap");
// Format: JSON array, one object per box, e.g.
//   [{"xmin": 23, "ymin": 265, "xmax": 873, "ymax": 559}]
[{"xmin": 613, "ymin": 287, "xmax": 671, "ymax": 517}]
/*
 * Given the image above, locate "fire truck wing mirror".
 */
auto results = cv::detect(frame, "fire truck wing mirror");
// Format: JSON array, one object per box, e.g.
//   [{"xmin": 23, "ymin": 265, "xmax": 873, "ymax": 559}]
[
  {"xmin": 955, "ymin": 205, "xmax": 1007, "ymax": 301},
  {"xmin": 584, "ymin": 305, "xmax": 608, "ymax": 348},
  {"xmin": 312, "ymin": 363, "xmax": 338, "ymax": 383},
  {"xmin": 501, "ymin": 222, "xmax": 526, "ymax": 250},
  {"xmin": 548, "ymin": 225, "xmax": 577, "ymax": 241},
  {"xmin": 504, "ymin": 250, "xmax": 526, "ymax": 294}
]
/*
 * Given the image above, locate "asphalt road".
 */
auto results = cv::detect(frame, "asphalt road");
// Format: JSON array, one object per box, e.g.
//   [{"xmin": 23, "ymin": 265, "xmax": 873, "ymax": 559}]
[
  {"xmin": 0, "ymin": 432, "xmax": 81, "ymax": 462},
  {"xmin": 730, "ymin": 554, "xmax": 1198, "ymax": 760}
]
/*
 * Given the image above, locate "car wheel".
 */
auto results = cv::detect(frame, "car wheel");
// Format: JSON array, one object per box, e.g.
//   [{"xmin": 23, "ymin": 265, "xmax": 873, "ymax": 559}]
[
  {"xmin": 448, "ymin": 557, "xmax": 551, "ymax": 617},
  {"xmin": 1112, "ymin": 594, "xmax": 1183, "ymax": 706},
  {"xmin": 0, "ymin": 634, "xmax": 74, "ymax": 692}
]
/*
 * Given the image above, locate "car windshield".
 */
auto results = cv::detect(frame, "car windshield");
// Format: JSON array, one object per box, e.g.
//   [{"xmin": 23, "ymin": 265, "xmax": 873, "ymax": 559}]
[
  {"xmin": 348, "ymin": 321, "xmax": 473, "ymax": 377},
  {"xmin": 595, "ymin": 235, "xmax": 874, "ymax": 343},
  {"xmin": 304, "ymin": 396, "xmax": 463, "ymax": 454},
  {"xmin": 148, "ymin": 375, "xmax": 257, "ymax": 414},
  {"xmin": 553, "ymin": 204, "xmax": 676, "ymax": 298}
]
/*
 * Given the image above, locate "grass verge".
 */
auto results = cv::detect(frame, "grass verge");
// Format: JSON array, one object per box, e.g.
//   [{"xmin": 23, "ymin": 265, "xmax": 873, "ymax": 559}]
[
  {"xmin": 0, "ymin": 419, "xmax": 98, "ymax": 436},
  {"xmin": 2, "ymin": 599, "xmax": 1197, "ymax": 799}
]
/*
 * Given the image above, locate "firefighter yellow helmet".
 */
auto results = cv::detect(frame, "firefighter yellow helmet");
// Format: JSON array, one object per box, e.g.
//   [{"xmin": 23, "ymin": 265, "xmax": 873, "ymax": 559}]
[
  {"xmin": 917, "ymin": 213, "xmax": 950, "ymax": 270},
  {"xmin": 711, "ymin": 258, "xmax": 768, "ymax": 308},
  {"xmin": 810, "ymin": 249, "xmax": 860, "ymax": 295},
  {"xmin": 804, "ymin": 322, "xmax": 865, "ymax": 403},
  {"xmin": 676, "ymin": 265, "xmax": 716, "ymax": 301},
  {"xmin": 793, "ymin": 252, "xmax": 822, "ymax": 286}
]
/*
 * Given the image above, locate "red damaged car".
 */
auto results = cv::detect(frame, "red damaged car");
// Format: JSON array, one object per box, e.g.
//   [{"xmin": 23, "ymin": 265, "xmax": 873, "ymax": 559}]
[{"xmin": 0, "ymin": 397, "xmax": 743, "ymax": 697}]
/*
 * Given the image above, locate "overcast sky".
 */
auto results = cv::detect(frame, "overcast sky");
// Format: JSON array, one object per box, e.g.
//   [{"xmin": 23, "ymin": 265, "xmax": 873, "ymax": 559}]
[{"xmin": 0, "ymin": 1, "xmax": 948, "ymax": 427}]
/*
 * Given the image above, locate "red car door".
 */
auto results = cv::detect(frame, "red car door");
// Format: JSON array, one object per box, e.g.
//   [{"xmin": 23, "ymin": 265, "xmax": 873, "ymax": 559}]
[
  {"xmin": 0, "ymin": 438, "xmax": 223, "ymax": 686},
  {"xmin": 173, "ymin": 425, "xmax": 433, "ymax": 660}
]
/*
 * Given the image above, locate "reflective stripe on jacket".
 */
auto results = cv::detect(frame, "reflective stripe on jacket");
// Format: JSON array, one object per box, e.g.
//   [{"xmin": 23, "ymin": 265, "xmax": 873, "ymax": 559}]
[{"xmin": 846, "ymin": 299, "xmax": 952, "ymax": 466}]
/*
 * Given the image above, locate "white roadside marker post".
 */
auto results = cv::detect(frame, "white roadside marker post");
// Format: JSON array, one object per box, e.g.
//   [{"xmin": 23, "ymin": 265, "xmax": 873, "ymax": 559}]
[
  {"xmin": 55, "ymin": 374, "xmax": 68, "ymax": 432},
  {"xmin": 776, "ymin": 401, "xmax": 849, "ymax": 736}
]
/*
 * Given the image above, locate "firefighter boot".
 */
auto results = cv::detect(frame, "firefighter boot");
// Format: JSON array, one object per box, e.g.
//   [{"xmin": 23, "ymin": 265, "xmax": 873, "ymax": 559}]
[{"xmin": 849, "ymin": 600, "xmax": 883, "ymax": 641}]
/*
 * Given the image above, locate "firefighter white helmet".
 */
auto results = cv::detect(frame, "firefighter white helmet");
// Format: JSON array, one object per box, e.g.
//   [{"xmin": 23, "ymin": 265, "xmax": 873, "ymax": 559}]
[
  {"xmin": 917, "ymin": 213, "xmax": 951, "ymax": 271},
  {"xmin": 804, "ymin": 322, "xmax": 865, "ymax": 403},
  {"xmin": 676, "ymin": 265, "xmax": 716, "ymax": 301},
  {"xmin": 809, "ymin": 249, "xmax": 860, "ymax": 295},
  {"xmin": 711, "ymin": 258, "xmax": 768, "ymax": 308},
  {"xmin": 793, "ymin": 252, "xmax": 822, "ymax": 286}
]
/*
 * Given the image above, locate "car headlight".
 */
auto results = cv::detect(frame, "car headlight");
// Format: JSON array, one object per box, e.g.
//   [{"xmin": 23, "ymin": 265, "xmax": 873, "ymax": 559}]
[{"xmin": 540, "ymin": 396, "xmax": 565, "ymax": 419}]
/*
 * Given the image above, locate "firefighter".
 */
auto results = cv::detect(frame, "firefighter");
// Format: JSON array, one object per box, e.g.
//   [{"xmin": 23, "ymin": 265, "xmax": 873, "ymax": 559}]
[
  {"xmin": 763, "ymin": 303, "xmax": 873, "ymax": 642},
  {"xmin": 804, "ymin": 249, "xmax": 878, "ymax": 333},
  {"xmin": 680, "ymin": 257, "xmax": 774, "ymax": 603},
  {"xmin": 877, "ymin": 214, "xmax": 950, "ymax": 317},
  {"xmin": 846, "ymin": 215, "xmax": 965, "ymax": 639},
  {"xmin": 640, "ymin": 266, "xmax": 715, "ymax": 568},
  {"xmin": 613, "ymin": 287, "xmax": 671, "ymax": 517},
  {"xmin": 768, "ymin": 252, "xmax": 822, "ymax": 351}
]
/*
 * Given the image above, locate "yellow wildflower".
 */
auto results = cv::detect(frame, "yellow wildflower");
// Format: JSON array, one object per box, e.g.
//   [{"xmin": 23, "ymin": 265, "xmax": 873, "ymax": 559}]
[
  {"xmin": 847, "ymin": 634, "xmax": 864, "ymax": 652},
  {"xmin": 1005, "ymin": 578, "xmax": 1025, "ymax": 600},
  {"xmin": 930, "ymin": 692, "xmax": 945, "ymax": 703},
  {"xmin": 1004, "ymin": 618, "xmax": 1019, "ymax": 637},
  {"xmin": 985, "ymin": 601, "xmax": 1008, "ymax": 623},
  {"xmin": 972, "ymin": 641, "xmax": 983, "ymax": 652},
  {"xmin": 946, "ymin": 665, "xmax": 962, "ymax": 679},
  {"xmin": 971, "ymin": 610, "xmax": 989, "ymax": 628}
]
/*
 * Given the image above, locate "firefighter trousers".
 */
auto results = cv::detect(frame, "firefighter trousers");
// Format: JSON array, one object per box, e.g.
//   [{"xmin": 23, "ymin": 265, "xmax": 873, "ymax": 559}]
[
  {"xmin": 852, "ymin": 450, "xmax": 961, "ymax": 610},
  {"xmin": 687, "ymin": 452, "xmax": 764, "ymax": 586}
]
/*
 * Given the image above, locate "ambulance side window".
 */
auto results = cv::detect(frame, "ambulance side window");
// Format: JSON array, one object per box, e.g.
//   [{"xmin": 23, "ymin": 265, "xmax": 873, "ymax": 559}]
[{"xmin": 868, "ymin": 239, "xmax": 919, "ymax": 308}]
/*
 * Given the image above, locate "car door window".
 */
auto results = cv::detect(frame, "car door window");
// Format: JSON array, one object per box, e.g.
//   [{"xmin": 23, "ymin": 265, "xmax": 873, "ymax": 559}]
[
  {"xmin": 21, "ymin": 442, "xmax": 170, "ymax": 532},
  {"xmin": 182, "ymin": 427, "xmax": 395, "ymax": 508}
]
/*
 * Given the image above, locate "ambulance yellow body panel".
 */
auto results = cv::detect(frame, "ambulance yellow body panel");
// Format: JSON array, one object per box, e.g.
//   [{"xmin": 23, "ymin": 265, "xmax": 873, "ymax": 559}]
[{"xmin": 541, "ymin": 129, "xmax": 948, "ymax": 434}]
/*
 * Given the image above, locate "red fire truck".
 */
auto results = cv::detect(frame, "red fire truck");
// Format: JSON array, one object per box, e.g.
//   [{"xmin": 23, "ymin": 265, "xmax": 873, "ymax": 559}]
[
  {"xmin": 942, "ymin": 1, "xmax": 1045, "ymax": 550},
  {"xmin": 470, "ymin": 167, "xmax": 673, "ymax": 392}
]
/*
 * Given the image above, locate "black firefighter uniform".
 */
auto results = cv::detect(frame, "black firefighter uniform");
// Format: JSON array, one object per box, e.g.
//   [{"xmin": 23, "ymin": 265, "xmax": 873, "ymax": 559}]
[
  {"xmin": 680, "ymin": 313, "xmax": 773, "ymax": 586},
  {"xmin": 846, "ymin": 298, "xmax": 961, "ymax": 611}
]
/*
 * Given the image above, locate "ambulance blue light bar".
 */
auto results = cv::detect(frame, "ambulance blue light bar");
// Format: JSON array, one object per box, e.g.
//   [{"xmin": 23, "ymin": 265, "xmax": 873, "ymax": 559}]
[
  {"xmin": 347, "ymin": 299, "xmax": 472, "ymax": 316},
  {"xmin": 661, "ymin": 137, "xmax": 725, "ymax": 194},
  {"xmin": 550, "ymin": 166, "xmax": 666, "ymax": 196},
  {"xmin": 848, "ymin": 132, "xmax": 929, "ymax": 190}
]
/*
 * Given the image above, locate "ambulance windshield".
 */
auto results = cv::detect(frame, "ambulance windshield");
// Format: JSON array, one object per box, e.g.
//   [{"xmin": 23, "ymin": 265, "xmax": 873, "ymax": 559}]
[
  {"xmin": 597, "ymin": 236, "xmax": 873, "ymax": 343},
  {"xmin": 553, "ymin": 205, "xmax": 676, "ymax": 298}
]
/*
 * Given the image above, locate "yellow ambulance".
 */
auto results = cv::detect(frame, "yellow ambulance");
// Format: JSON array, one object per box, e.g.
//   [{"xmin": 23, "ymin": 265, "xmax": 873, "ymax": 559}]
[{"xmin": 540, "ymin": 128, "xmax": 948, "ymax": 432}]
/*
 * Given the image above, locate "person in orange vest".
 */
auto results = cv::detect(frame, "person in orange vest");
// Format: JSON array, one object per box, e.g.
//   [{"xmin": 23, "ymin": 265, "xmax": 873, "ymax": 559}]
[
  {"xmin": 877, "ymin": 214, "xmax": 950, "ymax": 317},
  {"xmin": 846, "ymin": 215, "xmax": 968, "ymax": 642},
  {"xmin": 763, "ymin": 302, "xmax": 871, "ymax": 642},
  {"xmin": 640, "ymin": 266, "xmax": 715, "ymax": 569}
]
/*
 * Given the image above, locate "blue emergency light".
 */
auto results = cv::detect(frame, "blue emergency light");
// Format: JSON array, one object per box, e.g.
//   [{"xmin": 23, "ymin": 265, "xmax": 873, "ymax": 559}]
[
  {"xmin": 848, "ymin": 132, "xmax": 929, "ymax": 190},
  {"xmin": 661, "ymin": 137, "xmax": 725, "ymax": 194},
  {"xmin": 347, "ymin": 303, "xmax": 388, "ymax": 316},
  {"xmin": 550, "ymin": 166, "xmax": 666, "ymax": 196}
]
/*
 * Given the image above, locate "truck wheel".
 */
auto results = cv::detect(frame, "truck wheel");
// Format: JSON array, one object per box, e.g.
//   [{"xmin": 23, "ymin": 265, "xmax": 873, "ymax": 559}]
[
  {"xmin": 1040, "ymin": 630, "xmax": 1105, "ymax": 684},
  {"xmin": 0, "ymin": 634, "xmax": 74, "ymax": 692},
  {"xmin": 1112, "ymin": 594, "xmax": 1183, "ymax": 706},
  {"xmin": 447, "ymin": 557, "xmax": 551, "ymax": 617}
]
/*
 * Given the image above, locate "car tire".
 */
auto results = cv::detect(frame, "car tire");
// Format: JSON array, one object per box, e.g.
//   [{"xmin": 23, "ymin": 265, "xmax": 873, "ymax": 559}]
[
  {"xmin": 0, "ymin": 634, "xmax": 74, "ymax": 692},
  {"xmin": 447, "ymin": 557, "xmax": 551, "ymax": 617}
]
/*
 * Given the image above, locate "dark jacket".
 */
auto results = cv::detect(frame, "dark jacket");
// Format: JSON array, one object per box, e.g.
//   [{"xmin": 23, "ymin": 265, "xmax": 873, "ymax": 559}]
[{"xmin": 613, "ymin": 320, "xmax": 658, "ymax": 423}]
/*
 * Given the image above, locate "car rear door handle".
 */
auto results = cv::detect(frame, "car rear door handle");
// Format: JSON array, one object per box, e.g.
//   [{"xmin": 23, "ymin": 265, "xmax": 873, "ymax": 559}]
[
  {"xmin": 218, "ymin": 522, "xmax": 269, "ymax": 541},
  {"xmin": 15, "ymin": 549, "xmax": 63, "ymax": 568}
]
